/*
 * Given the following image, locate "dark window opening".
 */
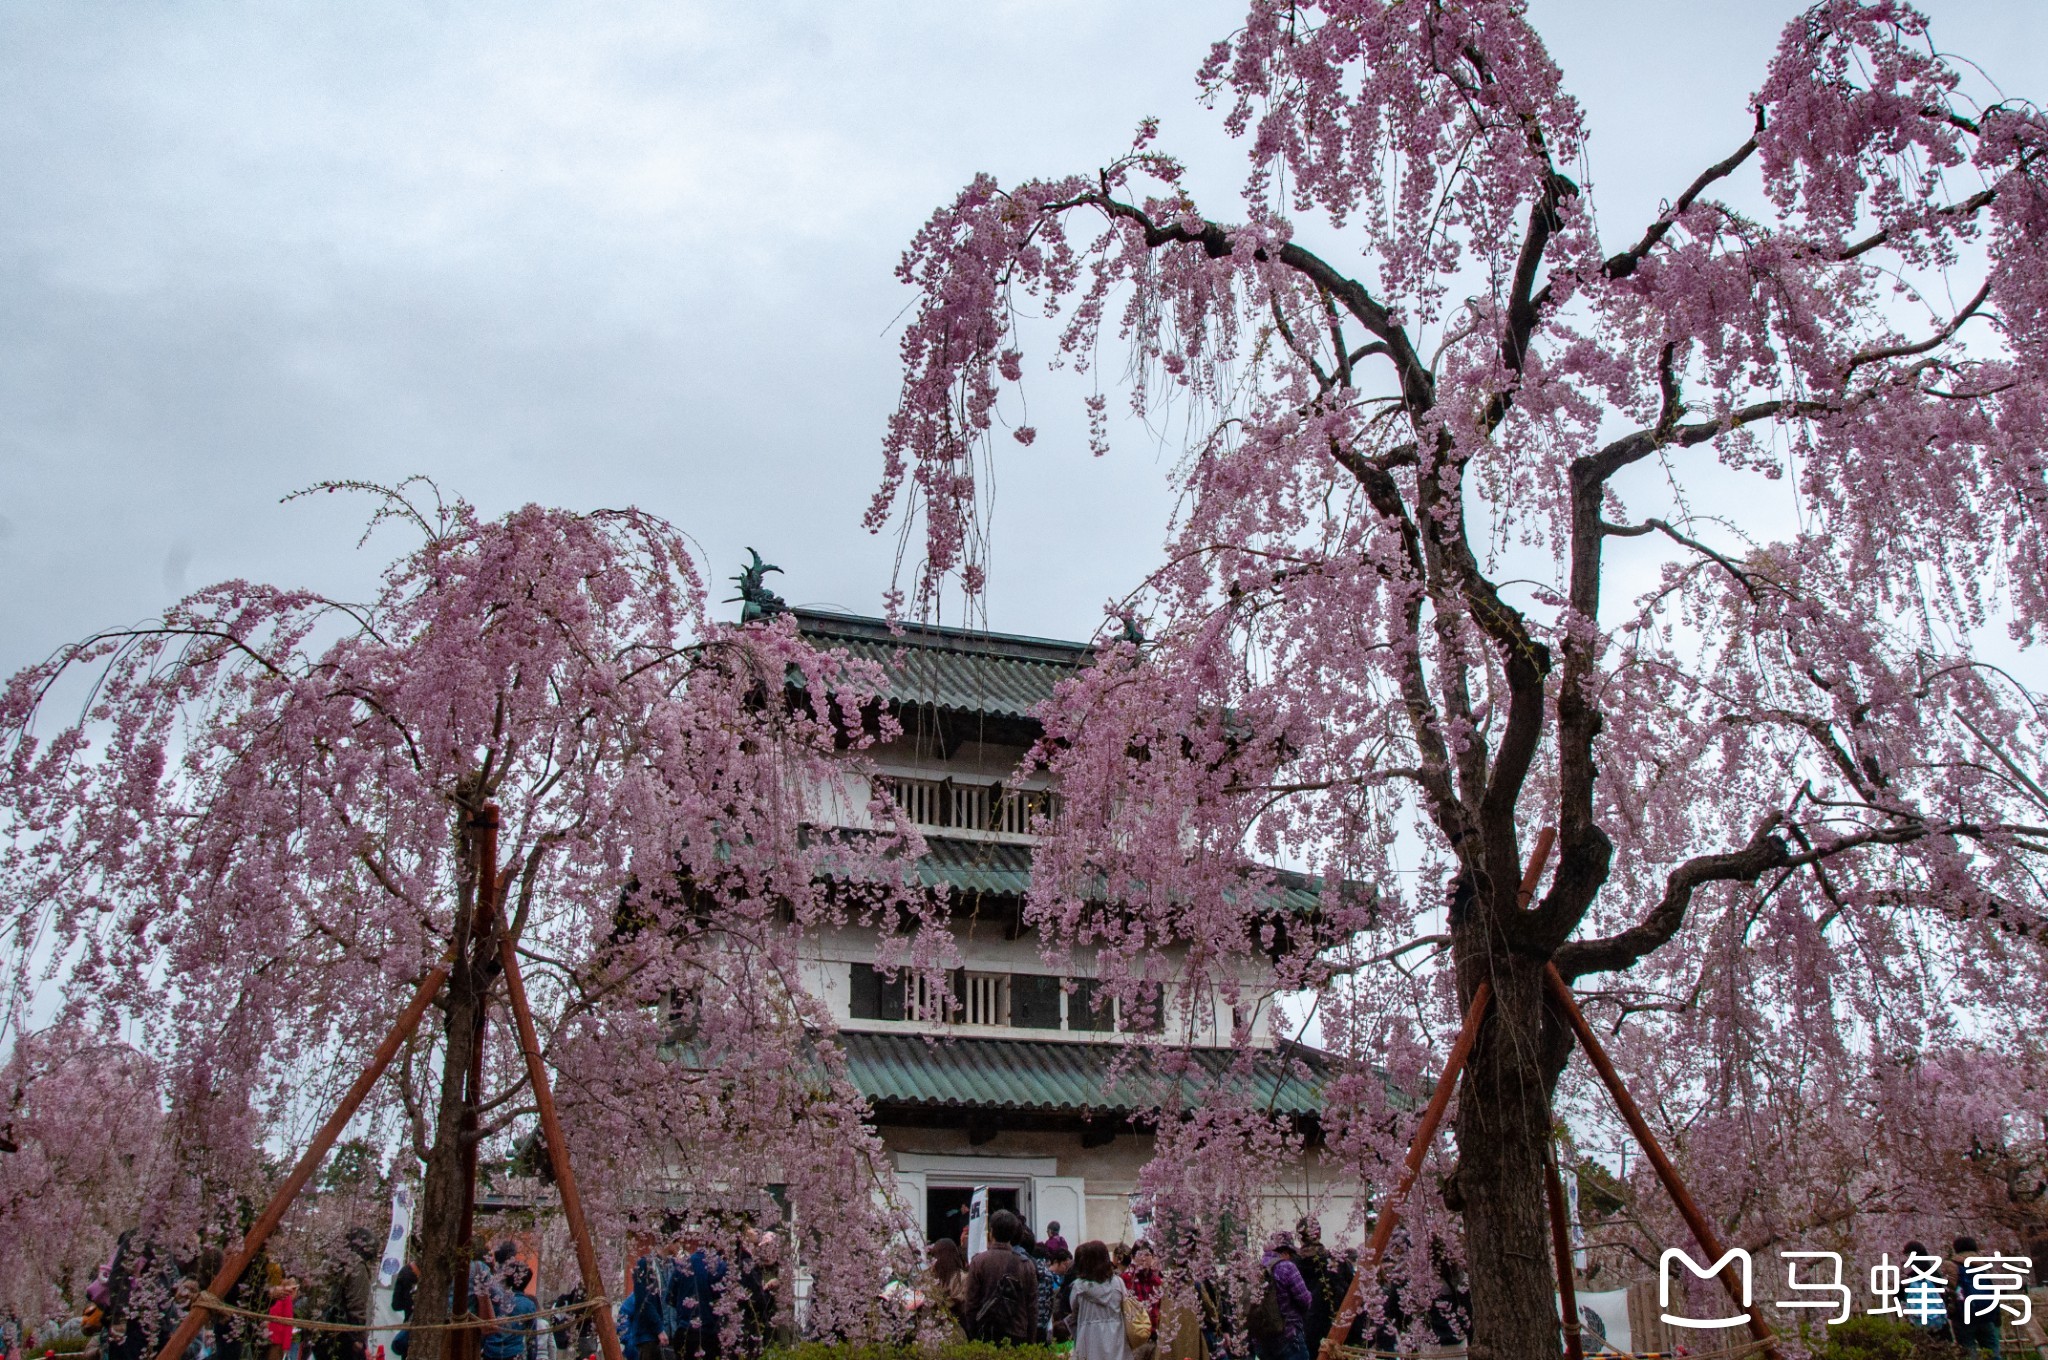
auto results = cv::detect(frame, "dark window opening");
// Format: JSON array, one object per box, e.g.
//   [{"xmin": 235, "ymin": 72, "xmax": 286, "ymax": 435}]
[
  {"xmin": 1068, "ymin": 978, "xmax": 1116, "ymax": 1032},
  {"xmin": 1012, "ymin": 973, "xmax": 1064, "ymax": 1029},
  {"xmin": 848, "ymin": 962, "xmax": 905, "ymax": 1021},
  {"xmin": 924, "ymin": 1185, "xmax": 1022, "ymax": 1247}
]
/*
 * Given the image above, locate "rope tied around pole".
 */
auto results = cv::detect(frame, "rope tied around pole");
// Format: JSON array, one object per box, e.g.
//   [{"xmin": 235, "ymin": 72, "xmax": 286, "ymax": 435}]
[{"xmin": 187, "ymin": 1292, "xmax": 614, "ymax": 1335}]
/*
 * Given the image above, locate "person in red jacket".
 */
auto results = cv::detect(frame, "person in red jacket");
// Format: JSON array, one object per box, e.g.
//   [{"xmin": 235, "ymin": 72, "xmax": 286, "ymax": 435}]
[
  {"xmin": 1121, "ymin": 1241, "xmax": 1163, "ymax": 1335},
  {"xmin": 265, "ymin": 1276, "xmax": 298, "ymax": 1360}
]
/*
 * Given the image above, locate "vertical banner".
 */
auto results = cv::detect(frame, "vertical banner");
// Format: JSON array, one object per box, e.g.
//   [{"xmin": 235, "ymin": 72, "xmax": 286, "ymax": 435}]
[
  {"xmin": 378, "ymin": 1183, "xmax": 415, "ymax": 1289},
  {"xmin": 1565, "ymin": 1171, "xmax": 1586, "ymax": 1270},
  {"xmin": 966, "ymin": 1188, "xmax": 989, "ymax": 1259}
]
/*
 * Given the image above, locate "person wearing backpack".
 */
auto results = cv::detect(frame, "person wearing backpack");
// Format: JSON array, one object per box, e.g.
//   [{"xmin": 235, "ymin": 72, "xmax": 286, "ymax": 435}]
[
  {"xmin": 547, "ymin": 1286, "xmax": 595, "ymax": 1360},
  {"xmin": 963, "ymin": 1211, "xmax": 1039, "ymax": 1345},
  {"xmin": 616, "ymin": 1255, "xmax": 671, "ymax": 1360},
  {"xmin": 1248, "ymin": 1234, "xmax": 1312, "ymax": 1360},
  {"xmin": 668, "ymin": 1239, "xmax": 726, "ymax": 1360},
  {"xmin": 481, "ymin": 1264, "xmax": 537, "ymax": 1360}
]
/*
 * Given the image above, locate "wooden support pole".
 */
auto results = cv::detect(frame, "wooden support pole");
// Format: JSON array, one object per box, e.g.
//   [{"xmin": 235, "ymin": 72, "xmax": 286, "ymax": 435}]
[
  {"xmin": 490, "ymin": 875, "xmax": 627, "ymax": 1360},
  {"xmin": 1543, "ymin": 963, "xmax": 1779, "ymax": 1360},
  {"xmin": 1545, "ymin": 1150, "xmax": 1584, "ymax": 1360},
  {"xmin": 150, "ymin": 960, "xmax": 454, "ymax": 1360},
  {"xmin": 1317, "ymin": 980, "xmax": 1492, "ymax": 1360},
  {"xmin": 1318, "ymin": 828, "xmax": 1559, "ymax": 1360},
  {"xmin": 1517, "ymin": 827, "xmax": 1558, "ymax": 908}
]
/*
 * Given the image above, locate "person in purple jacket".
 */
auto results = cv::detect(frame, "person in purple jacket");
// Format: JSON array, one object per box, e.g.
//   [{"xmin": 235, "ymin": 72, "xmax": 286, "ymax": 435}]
[{"xmin": 1258, "ymin": 1232, "xmax": 1315, "ymax": 1360}]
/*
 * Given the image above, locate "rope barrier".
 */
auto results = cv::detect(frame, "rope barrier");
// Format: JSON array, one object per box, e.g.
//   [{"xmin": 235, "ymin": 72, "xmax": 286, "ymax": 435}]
[{"xmin": 188, "ymin": 1293, "xmax": 613, "ymax": 1336}]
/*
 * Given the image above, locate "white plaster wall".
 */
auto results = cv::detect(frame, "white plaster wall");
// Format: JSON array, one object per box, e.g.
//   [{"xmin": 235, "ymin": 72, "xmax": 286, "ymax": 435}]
[
  {"xmin": 878, "ymin": 1125, "xmax": 1366, "ymax": 1251},
  {"xmin": 867, "ymin": 736, "xmax": 1046, "ymax": 786}
]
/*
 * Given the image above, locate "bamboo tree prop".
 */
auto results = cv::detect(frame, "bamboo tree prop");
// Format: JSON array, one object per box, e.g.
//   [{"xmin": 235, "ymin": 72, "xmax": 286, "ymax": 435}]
[
  {"xmin": 1544, "ymin": 1150, "xmax": 1583, "ymax": 1360},
  {"xmin": 150, "ymin": 805, "xmax": 631, "ymax": 1360},
  {"xmin": 149, "ymin": 960, "xmax": 456, "ymax": 1360},
  {"xmin": 1542, "ymin": 964, "xmax": 1781, "ymax": 1360},
  {"xmin": 1317, "ymin": 828, "xmax": 1551, "ymax": 1360},
  {"xmin": 1319, "ymin": 979, "xmax": 1493, "ymax": 1357},
  {"xmin": 482, "ymin": 805, "xmax": 627, "ymax": 1360},
  {"xmin": 1516, "ymin": 830, "xmax": 1558, "ymax": 906}
]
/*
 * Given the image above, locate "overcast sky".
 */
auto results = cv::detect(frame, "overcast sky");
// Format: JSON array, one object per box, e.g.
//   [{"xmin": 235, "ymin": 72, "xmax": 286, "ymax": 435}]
[{"xmin": 4, "ymin": 0, "xmax": 2047, "ymax": 677}]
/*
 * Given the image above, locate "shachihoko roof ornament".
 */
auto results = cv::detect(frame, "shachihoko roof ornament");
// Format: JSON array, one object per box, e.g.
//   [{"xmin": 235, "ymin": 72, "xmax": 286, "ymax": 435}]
[{"xmin": 729, "ymin": 549, "xmax": 788, "ymax": 622}]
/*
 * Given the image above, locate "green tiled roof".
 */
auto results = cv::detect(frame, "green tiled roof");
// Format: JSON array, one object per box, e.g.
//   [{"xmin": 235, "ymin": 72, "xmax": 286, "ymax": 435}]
[
  {"xmin": 841, "ymin": 1032, "xmax": 1330, "ymax": 1118},
  {"xmin": 794, "ymin": 608, "xmax": 1090, "ymax": 722},
  {"xmin": 784, "ymin": 598, "xmax": 1363, "ymax": 919},
  {"xmin": 918, "ymin": 837, "xmax": 1035, "ymax": 898},
  {"xmin": 917, "ymin": 836, "xmax": 1338, "ymax": 917}
]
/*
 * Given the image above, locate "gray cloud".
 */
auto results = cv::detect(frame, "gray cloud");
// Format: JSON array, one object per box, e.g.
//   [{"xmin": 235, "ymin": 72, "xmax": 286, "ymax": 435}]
[{"xmin": 2, "ymin": 0, "xmax": 2044, "ymax": 674}]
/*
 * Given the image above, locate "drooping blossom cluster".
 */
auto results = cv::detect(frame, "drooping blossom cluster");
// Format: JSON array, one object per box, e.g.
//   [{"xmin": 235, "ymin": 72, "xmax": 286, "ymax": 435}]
[
  {"xmin": 874, "ymin": 1, "xmax": 2048, "ymax": 1349},
  {"xmin": 0, "ymin": 1025, "xmax": 171, "ymax": 1319},
  {"xmin": 0, "ymin": 483, "xmax": 940, "ymax": 1335}
]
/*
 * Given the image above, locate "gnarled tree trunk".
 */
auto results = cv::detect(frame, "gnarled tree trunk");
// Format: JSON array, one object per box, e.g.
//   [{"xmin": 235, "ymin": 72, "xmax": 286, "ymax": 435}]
[
  {"xmin": 407, "ymin": 957, "xmax": 485, "ymax": 1360},
  {"xmin": 408, "ymin": 814, "xmax": 493, "ymax": 1360},
  {"xmin": 1451, "ymin": 936, "xmax": 1575, "ymax": 1359}
]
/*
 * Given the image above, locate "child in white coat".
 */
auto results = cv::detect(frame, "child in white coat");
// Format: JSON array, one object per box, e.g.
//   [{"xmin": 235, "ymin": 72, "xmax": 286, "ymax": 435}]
[{"xmin": 1069, "ymin": 1242, "xmax": 1131, "ymax": 1360}]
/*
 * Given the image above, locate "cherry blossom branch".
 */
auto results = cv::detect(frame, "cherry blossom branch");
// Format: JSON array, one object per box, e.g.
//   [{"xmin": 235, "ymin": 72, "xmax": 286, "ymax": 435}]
[
  {"xmin": 1838, "ymin": 175, "xmax": 2013, "ymax": 261},
  {"xmin": 1323, "ymin": 934, "xmax": 1453, "ymax": 975},
  {"xmin": 1483, "ymin": 167, "xmax": 1580, "ymax": 432},
  {"xmin": 1086, "ymin": 192, "xmax": 1437, "ymax": 409},
  {"xmin": 1841, "ymin": 278, "xmax": 1993, "ymax": 381},
  {"xmin": 1601, "ymin": 517, "xmax": 1758, "ymax": 594},
  {"xmin": 1601, "ymin": 124, "xmax": 1763, "ymax": 283},
  {"xmin": 1553, "ymin": 809, "xmax": 2026, "ymax": 980},
  {"xmin": 1957, "ymin": 713, "xmax": 2048, "ymax": 815}
]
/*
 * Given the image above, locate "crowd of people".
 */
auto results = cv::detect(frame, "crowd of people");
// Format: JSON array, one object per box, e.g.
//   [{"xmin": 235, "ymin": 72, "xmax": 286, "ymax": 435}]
[
  {"xmin": 915, "ymin": 1214, "xmax": 1454, "ymax": 1360},
  {"xmin": 385, "ymin": 1228, "xmax": 782, "ymax": 1360},
  {"xmin": 608, "ymin": 1230, "xmax": 780, "ymax": 1360},
  {"xmin": 8, "ymin": 1227, "xmax": 385, "ymax": 1360},
  {"xmin": 384, "ymin": 1239, "xmax": 546, "ymax": 1360},
  {"xmin": 6, "ymin": 1223, "xmax": 788, "ymax": 1360},
  {"xmin": 37, "ymin": 1216, "xmax": 2048, "ymax": 1360},
  {"xmin": 3, "ymin": 1214, "xmax": 1462, "ymax": 1360}
]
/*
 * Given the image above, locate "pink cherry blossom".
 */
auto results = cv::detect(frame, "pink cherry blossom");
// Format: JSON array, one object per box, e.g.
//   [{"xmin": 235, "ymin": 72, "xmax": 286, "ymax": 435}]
[
  {"xmin": 874, "ymin": 4, "xmax": 2048, "ymax": 1354},
  {"xmin": 1, "ymin": 482, "xmax": 941, "ymax": 1340}
]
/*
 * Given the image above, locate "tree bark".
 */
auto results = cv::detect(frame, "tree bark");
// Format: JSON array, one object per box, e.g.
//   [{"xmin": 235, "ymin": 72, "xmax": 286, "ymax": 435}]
[
  {"xmin": 1452, "ymin": 949, "xmax": 1571, "ymax": 1360},
  {"xmin": 408, "ymin": 811, "xmax": 492, "ymax": 1360},
  {"xmin": 407, "ymin": 954, "xmax": 483, "ymax": 1360}
]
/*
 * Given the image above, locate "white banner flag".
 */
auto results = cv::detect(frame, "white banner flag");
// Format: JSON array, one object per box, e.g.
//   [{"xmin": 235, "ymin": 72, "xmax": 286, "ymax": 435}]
[
  {"xmin": 378, "ymin": 1183, "xmax": 415, "ymax": 1289},
  {"xmin": 966, "ymin": 1187, "xmax": 989, "ymax": 1259},
  {"xmin": 1565, "ymin": 1170, "xmax": 1586, "ymax": 1270}
]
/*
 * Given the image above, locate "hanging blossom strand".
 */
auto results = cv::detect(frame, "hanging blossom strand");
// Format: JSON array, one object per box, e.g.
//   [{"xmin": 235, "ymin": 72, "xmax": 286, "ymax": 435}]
[
  {"xmin": 873, "ymin": 3, "xmax": 2048, "ymax": 1354},
  {"xmin": 0, "ymin": 482, "xmax": 941, "ymax": 1339}
]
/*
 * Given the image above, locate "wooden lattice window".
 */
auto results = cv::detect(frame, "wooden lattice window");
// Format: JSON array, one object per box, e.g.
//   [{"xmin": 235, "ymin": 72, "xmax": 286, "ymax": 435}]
[
  {"xmin": 905, "ymin": 970, "xmax": 949, "ymax": 1022},
  {"xmin": 880, "ymin": 775, "xmax": 1058, "ymax": 835},
  {"xmin": 960, "ymin": 971, "xmax": 1010, "ymax": 1026}
]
